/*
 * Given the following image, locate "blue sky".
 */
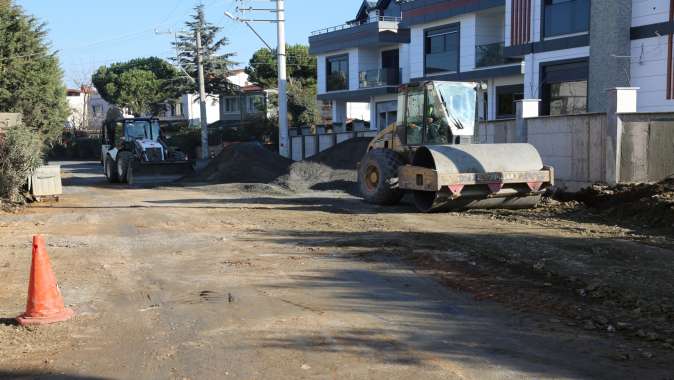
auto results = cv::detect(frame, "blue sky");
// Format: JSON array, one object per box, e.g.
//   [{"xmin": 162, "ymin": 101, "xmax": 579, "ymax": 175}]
[{"xmin": 15, "ymin": 0, "xmax": 360, "ymax": 88}]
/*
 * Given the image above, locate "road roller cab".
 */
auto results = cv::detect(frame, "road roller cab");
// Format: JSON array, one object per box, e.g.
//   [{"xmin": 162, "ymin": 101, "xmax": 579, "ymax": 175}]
[{"xmin": 359, "ymin": 81, "xmax": 554, "ymax": 212}]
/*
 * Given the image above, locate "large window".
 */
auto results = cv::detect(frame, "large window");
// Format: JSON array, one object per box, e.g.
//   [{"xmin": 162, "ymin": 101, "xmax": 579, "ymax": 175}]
[
  {"xmin": 246, "ymin": 95, "xmax": 264, "ymax": 113},
  {"xmin": 541, "ymin": 60, "xmax": 588, "ymax": 116},
  {"xmin": 424, "ymin": 24, "xmax": 460, "ymax": 75},
  {"xmin": 326, "ymin": 54, "xmax": 349, "ymax": 92},
  {"xmin": 223, "ymin": 97, "xmax": 239, "ymax": 114},
  {"xmin": 495, "ymin": 85, "xmax": 524, "ymax": 119},
  {"xmin": 543, "ymin": 0, "xmax": 590, "ymax": 38}
]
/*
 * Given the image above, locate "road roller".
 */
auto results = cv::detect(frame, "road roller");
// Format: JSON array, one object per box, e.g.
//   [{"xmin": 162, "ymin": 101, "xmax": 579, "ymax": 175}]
[{"xmin": 358, "ymin": 81, "xmax": 554, "ymax": 212}]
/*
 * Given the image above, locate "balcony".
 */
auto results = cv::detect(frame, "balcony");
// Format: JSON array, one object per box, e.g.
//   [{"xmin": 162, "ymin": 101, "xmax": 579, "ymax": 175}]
[
  {"xmin": 359, "ymin": 68, "xmax": 402, "ymax": 88},
  {"xmin": 475, "ymin": 42, "xmax": 520, "ymax": 68},
  {"xmin": 309, "ymin": 16, "xmax": 410, "ymax": 55},
  {"xmin": 327, "ymin": 73, "xmax": 349, "ymax": 92}
]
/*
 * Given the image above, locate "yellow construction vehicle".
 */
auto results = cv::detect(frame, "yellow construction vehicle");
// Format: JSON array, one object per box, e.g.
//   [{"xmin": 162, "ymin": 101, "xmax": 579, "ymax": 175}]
[{"xmin": 358, "ymin": 81, "xmax": 554, "ymax": 212}]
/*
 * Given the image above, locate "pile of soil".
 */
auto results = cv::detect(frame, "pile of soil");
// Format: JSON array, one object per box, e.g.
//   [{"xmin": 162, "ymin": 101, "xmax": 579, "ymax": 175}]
[
  {"xmin": 276, "ymin": 138, "xmax": 370, "ymax": 193},
  {"xmin": 564, "ymin": 177, "xmax": 674, "ymax": 230},
  {"xmin": 306, "ymin": 137, "xmax": 371, "ymax": 170},
  {"xmin": 183, "ymin": 138, "xmax": 371, "ymax": 194},
  {"xmin": 185, "ymin": 142, "xmax": 293, "ymax": 184}
]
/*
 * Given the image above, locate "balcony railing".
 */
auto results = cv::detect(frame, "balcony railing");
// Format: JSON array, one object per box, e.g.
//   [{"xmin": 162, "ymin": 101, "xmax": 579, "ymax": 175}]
[
  {"xmin": 311, "ymin": 16, "xmax": 402, "ymax": 36},
  {"xmin": 327, "ymin": 73, "xmax": 349, "ymax": 92},
  {"xmin": 475, "ymin": 42, "xmax": 520, "ymax": 68},
  {"xmin": 359, "ymin": 68, "xmax": 402, "ymax": 88}
]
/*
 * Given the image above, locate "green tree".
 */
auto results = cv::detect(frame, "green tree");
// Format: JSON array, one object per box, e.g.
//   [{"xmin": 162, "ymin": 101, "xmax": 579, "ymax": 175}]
[
  {"xmin": 245, "ymin": 45, "xmax": 319, "ymax": 127},
  {"xmin": 245, "ymin": 44, "xmax": 316, "ymax": 87},
  {"xmin": 0, "ymin": 2, "xmax": 69, "ymax": 142},
  {"xmin": 173, "ymin": 4, "xmax": 236, "ymax": 96},
  {"xmin": 92, "ymin": 57, "xmax": 187, "ymax": 116},
  {"xmin": 288, "ymin": 81, "xmax": 320, "ymax": 126}
]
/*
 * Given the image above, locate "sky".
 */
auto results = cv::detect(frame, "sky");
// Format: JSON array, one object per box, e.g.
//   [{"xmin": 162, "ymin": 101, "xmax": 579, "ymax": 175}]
[{"xmin": 15, "ymin": 0, "xmax": 361, "ymax": 88}]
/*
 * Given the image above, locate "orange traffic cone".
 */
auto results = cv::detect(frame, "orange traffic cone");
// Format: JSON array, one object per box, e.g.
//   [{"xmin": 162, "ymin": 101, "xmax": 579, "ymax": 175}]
[{"xmin": 16, "ymin": 235, "xmax": 74, "ymax": 326}]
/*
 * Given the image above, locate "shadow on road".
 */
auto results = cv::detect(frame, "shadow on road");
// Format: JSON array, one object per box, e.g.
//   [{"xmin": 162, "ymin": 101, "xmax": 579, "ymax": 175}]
[
  {"xmin": 0, "ymin": 371, "xmax": 108, "ymax": 380},
  {"xmin": 245, "ymin": 228, "xmax": 674, "ymax": 379}
]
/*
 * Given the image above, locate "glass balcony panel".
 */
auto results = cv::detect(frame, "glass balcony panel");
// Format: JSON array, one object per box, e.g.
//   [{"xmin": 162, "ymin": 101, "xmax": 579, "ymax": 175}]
[
  {"xmin": 359, "ymin": 68, "xmax": 402, "ymax": 88},
  {"xmin": 475, "ymin": 42, "xmax": 520, "ymax": 68}
]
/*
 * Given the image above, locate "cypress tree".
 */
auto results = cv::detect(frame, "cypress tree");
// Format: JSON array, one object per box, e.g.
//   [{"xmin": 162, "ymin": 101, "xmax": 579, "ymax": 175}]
[{"xmin": 0, "ymin": 3, "xmax": 69, "ymax": 142}]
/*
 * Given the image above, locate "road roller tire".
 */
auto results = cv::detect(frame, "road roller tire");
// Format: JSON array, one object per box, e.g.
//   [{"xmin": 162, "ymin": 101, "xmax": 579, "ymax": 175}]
[{"xmin": 358, "ymin": 149, "xmax": 405, "ymax": 205}]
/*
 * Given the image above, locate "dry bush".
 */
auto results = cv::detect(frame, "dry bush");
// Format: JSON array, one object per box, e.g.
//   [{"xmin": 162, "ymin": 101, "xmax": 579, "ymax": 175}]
[{"xmin": 0, "ymin": 126, "xmax": 43, "ymax": 201}]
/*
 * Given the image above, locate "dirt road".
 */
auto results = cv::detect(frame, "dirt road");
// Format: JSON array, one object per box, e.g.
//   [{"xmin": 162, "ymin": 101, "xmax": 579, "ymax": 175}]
[{"xmin": 0, "ymin": 162, "xmax": 672, "ymax": 379}]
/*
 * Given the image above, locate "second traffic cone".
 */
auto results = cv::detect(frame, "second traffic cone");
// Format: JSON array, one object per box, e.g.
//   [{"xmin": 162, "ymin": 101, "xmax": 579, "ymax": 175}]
[{"xmin": 16, "ymin": 235, "xmax": 74, "ymax": 326}]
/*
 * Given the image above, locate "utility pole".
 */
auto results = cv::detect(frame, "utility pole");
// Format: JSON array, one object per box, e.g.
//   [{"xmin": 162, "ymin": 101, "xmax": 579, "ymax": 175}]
[
  {"xmin": 196, "ymin": 24, "xmax": 209, "ymax": 161},
  {"xmin": 276, "ymin": 0, "xmax": 289, "ymax": 158},
  {"xmin": 229, "ymin": 0, "xmax": 289, "ymax": 158}
]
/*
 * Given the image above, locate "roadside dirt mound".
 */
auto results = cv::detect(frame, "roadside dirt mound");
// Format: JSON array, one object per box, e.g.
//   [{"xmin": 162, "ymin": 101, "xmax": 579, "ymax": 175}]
[
  {"xmin": 569, "ymin": 177, "xmax": 674, "ymax": 229},
  {"xmin": 277, "ymin": 162, "xmax": 358, "ymax": 193},
  {"xmin": 184, "ymin": 139, "xmax": 370, "ymax": 195},
  {"xmin": 185, "ymin": 142, "xmax": 293, "ymax": 184},
  {"xmin": 306, "ymin": 137, "xmax": 371, "ymax": 170},
  {"xmin": 275, "ymin": 138, "xmax": 370, "ymax": 193}
]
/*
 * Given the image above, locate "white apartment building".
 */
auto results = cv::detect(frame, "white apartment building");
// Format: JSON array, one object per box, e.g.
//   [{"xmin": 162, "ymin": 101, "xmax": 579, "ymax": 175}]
[{"xmin": 309, "ymin": 0, "xmax": 674, "ymax": 130}]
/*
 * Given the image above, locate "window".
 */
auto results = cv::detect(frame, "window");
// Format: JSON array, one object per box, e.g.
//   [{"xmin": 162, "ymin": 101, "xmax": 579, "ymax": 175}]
[
  {"xmin": 223, "ymin": 97, "xmax": 239, "ymax": 113},
  {"xmin": 424, "ymin": 25, "xmax": 459, "ymax": 75},
  {"xmin": 543, "ymin": 0, "xmax": 590, "ymax": 38},
  {"xmin": 92, "ymin": 105, "xmax": 103, "ymax": 116},
  {"xmin": 541, "ymin": 60, "xmax": 588, "ymax": 116},
  {"xmin": 495, "ymin": 85, "xmax": 524, "ymax": 119},
  {"xmin": 326, "ymin": 55, "xmax": 349, "ymax": 92},
  {"xmin": 246, "ymin": 95, "xmax": 263, "ymax": 113},
  {"xmin": 171, "ymin": 103, "xmax": 184, "ymax": 117},
  {"xmin": 405, "ymin": 90, "xmax": 425, "ymax": 145}
]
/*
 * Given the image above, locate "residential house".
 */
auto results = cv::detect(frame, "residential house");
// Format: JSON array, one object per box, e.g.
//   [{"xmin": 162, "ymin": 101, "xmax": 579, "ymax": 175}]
[
  {"xmin": 65, "ymin": 87, "xmax": 111, "ymax": 132},
  {"xmin": 158, "ymin": 93, "xmax": 221, "ymax": 126},
  {"xmin": 309, "ymin": 0, "xmax": 674, "ymax": 130},
  {"xmin": 219, "ymin": 70, "xmax": 277, "ymax": 125}
]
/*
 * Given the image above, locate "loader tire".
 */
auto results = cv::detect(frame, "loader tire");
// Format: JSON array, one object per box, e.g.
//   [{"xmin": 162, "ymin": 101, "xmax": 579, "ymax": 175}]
[
  {"xmin": 116, "ymin": 152, "xmax": 132, "ymax": 183},
  {"xmin": 105, "ymin": 156, "xmax": 119, "ymax": 183},
  {"xmin": 358, "ymin": 148, "xmax": 405, "ymax": 205}
]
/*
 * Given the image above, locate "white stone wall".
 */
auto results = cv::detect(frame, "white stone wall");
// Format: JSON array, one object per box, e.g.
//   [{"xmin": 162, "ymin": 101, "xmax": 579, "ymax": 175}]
[
  {"xmin": 317, "ymin": 55, "xmax": 326, "ymax": 94},
  {"xmin": 630, "ymin": 36, "xmax": 674, "ymax": 112},
  {"xmin": 632, "ymin": 0, "xmax": 670, "ymax": 26}
]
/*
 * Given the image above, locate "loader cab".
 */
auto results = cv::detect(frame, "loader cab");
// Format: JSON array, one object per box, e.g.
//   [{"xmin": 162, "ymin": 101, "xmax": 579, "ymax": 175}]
[
  {"xmin": 397, "ymin": 81, "xmax": 478, "ymax": 147},
  {"xmin": 103, "ymin": 118, "xmax": 161, "ymax": 147}
]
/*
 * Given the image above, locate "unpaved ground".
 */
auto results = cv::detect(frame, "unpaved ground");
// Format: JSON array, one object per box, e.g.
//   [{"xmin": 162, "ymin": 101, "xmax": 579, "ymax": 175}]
[{"xmin": 0, "ymin": 162, "xmax": 673, "ymax": 379}]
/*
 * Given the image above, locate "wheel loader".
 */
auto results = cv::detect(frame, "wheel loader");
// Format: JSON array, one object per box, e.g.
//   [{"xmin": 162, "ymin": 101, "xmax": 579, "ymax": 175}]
[
  {"xmin": 358, "ymin": 81, "xmax": 554, "ymax": 212},
  {"xmin": 101, "ymin": 118, "xmax": 193, "ymax": 185}
]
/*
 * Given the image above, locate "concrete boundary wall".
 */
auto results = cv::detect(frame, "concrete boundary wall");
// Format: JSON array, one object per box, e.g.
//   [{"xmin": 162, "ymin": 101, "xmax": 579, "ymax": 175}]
[
  {"xmin": 477, "ymin": 119, "xmax": 517, "ymax": 144},
  {"xmin": 290, "ymin": 131, "xmax": 378, "ymax": 161},
  {"xmin": 619, "ymin": 113, "xmax": 674, "ymax": 183},
  {"xmin": 526, "ymin": 114, "xmax": 607, "ymax": 190},
  {"xmin": 479, "ymin": 114, "xmax": 607, "ymax": 190}
]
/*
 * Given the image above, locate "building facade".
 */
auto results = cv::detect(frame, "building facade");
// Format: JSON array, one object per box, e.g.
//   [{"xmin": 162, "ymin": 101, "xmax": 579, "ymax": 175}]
[
  {"xmin": 310, "ymin": 0, "xmax": 674, "ymax": 131},
  {"xmin": 65, "ymin": 87, "xmax": 111, "ymax": 132}
]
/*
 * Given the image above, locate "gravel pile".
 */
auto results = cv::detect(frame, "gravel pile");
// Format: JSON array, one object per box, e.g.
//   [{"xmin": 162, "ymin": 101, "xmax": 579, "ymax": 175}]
[
  {"xmin": 184, "ymin": 138, "xmax": 371, "ymax": 194},
  {"xmin": 184, "ymin": 142, "xmax": 293, "ymax": 184}
]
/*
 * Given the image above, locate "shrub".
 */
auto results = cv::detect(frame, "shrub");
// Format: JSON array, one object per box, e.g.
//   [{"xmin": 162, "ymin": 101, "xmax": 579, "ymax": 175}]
[{"xmin": 0, "ymin": 126, "xmax": 43, "ymax": 201}]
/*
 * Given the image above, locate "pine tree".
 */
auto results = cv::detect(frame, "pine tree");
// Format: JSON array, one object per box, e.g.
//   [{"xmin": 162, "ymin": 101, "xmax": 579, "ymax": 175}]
[
  {"xmin": 173, "ymin": 5, "xmax": 236, "ymax": 97},
  {"xmin": 0, "ymin": 2, "xmax": 69, "ymax": 142}
]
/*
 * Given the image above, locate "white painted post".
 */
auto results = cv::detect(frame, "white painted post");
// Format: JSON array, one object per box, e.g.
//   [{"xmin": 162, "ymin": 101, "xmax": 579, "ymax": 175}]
[
  {"xmin": 605, "ymin": 87, "xmax": 639, "ymax": 184},
  {"xmin": 277, "ymin": 0, "xmax": 289, "ymax": 158},
  {"xmin": 515, "ymin": 99, "xmax": 540, "ymax": 143}
]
